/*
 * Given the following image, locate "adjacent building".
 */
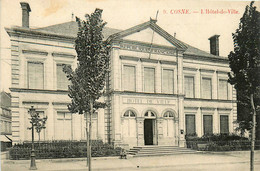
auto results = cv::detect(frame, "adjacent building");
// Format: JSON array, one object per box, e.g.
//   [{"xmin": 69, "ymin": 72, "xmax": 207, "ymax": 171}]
[
  {"xmin": 6, "ymin": 2, "xmax": 237, "ymax": 148},
  {"xmin": 0, "ymin": 91, "xmax": 12, "ymax": 150}
]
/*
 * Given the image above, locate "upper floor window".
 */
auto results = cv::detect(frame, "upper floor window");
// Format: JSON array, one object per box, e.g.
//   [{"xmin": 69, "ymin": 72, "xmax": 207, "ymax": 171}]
[
  {"xmin": 219, "ymin": 79, "xmax": 228, "ymax": 100},
  {"xmin": 144, "ymin": 67, "xmax": 155, "ymax": 93},
  {"xmin": 162, "ymin": 69, "xmax": 174, "ymax": 94},
  {"xmin": 123, "ymin": 65, "xmax": 136, "ymax": 91},
  {"xmin": 184, "ymin": 76, "xmax": 194, "ymax": 98},
  {"xmin": 28, "ymin": 62, "xmax": 44, "ymax": 89},
  {"xmin": 202, "ymin": 78, "xmax": 212, "ymax": 99},
  {"xmin": 57, "ymin": 64, "xmax": 70, "ymax": 90}
]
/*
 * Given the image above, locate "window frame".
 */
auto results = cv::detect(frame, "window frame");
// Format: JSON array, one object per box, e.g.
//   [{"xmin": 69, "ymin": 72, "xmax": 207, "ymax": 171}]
[
  {"xmin": 203, "ymin": 114, "xmax": 213, "ymax": 135},
  {"xmin": 201, "ymin": 77, "xmax": 212, "ymax": 99},
  {"xmin": 162, "ymin": 68, "xmax": 174, "ymax": 94},
  {"xmin": 27, "ymin": 61, "xmax": 44, "ymax": 89},
  {"xmin": 218, "ymin": 79, "xmax": 228, "ymax": 100},
  {"xmin": 122, "ymin": 65, "xmax": 136, "ymax": 92},
  {"xmin": 219, "ymin": 114, "xmax": 229, "ymax": 134},
  {"xmin": 184, "ymin": 76, "xmax": 195, "ymax": 98},
  {"xmin": 143, "ymin": 67, "xmax": 156, "ymax": 93}
]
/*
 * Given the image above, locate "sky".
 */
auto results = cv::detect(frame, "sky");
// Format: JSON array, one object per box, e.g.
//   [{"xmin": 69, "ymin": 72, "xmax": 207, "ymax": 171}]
[{"xmin": 0, "ymin": 0, "xmax": 259, "ymax": 92}]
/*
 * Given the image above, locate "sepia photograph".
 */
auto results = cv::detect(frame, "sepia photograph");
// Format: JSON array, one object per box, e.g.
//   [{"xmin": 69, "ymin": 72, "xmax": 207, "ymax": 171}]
[{"xmin": 0, "ymin": 0, "xmax": 259, "ymax": 170}]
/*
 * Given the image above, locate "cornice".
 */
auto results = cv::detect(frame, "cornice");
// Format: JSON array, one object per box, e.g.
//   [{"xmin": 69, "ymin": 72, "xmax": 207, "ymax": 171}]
[
  {"xmin": 119, "ymin": 55, "xmax": 177, "ymax": 65},
  {"xmin": 183, "ymin": 54, "xmax": 229, "ymax": 63},
  {"xmin": 184, "ymin": 97, "xmax": 235, "ymax": 103},
  {"xmin": 10, "ymin": 88, "xmax": 69, "ymax": 95},
  {"xmin": 22, "ymin": 101, "xmax": 49, "ymax": 105},
  {"xmin": 52, "ymin": 52, "xmax": 76, "ymax": 58},
  {"xmin": 5, "ymin": 27, "xmax": 75, "ymax": 43},
  {"xmin": 110, "ymin": 90, "xmax": 181, "ymax": 98},
  {"xmin": 22, "ymin": 49, "xmax": 48, "ymax": 56}
]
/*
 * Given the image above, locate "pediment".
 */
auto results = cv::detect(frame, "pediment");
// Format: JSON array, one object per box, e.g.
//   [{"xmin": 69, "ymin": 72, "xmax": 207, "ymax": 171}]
[{"xmin": 123, "ymin": 28, "xmax": 176, "ymax": 48}]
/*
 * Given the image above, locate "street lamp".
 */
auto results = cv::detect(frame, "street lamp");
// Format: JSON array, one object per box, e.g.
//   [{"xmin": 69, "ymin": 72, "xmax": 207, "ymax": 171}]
[{"xmin": 28, "ymin": 106, "xmax": 37, "ymax": 170}]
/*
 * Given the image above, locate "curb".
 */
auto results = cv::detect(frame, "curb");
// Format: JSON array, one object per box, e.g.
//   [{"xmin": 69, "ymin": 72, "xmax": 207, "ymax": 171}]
[{"xmin": 2, "ymin": 156, "xmax": 120, "ymax": 164}]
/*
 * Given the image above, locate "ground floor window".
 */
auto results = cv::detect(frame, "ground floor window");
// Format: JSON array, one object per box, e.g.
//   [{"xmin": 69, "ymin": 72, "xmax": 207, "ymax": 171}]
[
  {"xmin": 83, "ymin": 112, "xmax": 98, "ymax": 140},
  {"xmin": 203, "ymin": 115, "xmax": 213, "ymax": 135},
  {"xmin": 56, "ymin": 112, "xmax": 72, "ymax": 140},
  {"xmin": 220, "ymin": 115, "xmax": 229, "ymax": 134},
  {"xmin": 185, "ymin": 114, "xmax": 196, "ymax": 135},
  {"xmin": 163, "ymin": 111, "xmax": 174, "ymax": 137},
  {"xmin": 122, "ymin": 110, "xmax": 136, "ymax": 137}
]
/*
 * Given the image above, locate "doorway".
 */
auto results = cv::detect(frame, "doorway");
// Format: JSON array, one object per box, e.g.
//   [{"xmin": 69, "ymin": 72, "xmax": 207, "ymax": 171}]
[{"xmin": 144, "ymin": 119, "xmax": 154, "ymax": 145}]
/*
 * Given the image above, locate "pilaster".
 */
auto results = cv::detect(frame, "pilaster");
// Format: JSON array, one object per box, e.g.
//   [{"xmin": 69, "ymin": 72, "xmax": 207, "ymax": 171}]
[{"xmin": 136, "ymin": 117, "xmax": 145, "ymax": 146}]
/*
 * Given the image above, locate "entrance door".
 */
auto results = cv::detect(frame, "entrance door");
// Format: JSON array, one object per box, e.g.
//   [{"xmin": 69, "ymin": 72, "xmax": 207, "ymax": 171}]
[{"xmin": 144, "ymin": 119, "xmax": 153, "ymax": 145}]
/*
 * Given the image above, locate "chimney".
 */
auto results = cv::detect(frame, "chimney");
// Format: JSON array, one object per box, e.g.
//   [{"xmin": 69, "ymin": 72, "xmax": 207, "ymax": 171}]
[
  {"xmin": 208, "ymin": 35, "xmax": 220, "ymax": 56},
  {"xmin": 20, "ymin": 2, "xmax": 31, "ymax": 28}
]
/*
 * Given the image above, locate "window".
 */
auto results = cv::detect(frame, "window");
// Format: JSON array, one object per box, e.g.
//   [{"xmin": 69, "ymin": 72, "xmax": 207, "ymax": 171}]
[
  {"xmin": 184, "ymin": 76, "xmax": 194, "ymax": 98},
  {"xmin": 56, "ymin": 112, "xmax": 72, "ymax": 140},
  {"xmin": 219, "ymin": 79, "xmax": 228, "ymax": 100},
  {"xmin": 144, "ymin": 111, "xmax": 156, "ymax": 118},
  {"xmin": 123, "ymin": 65, "xmax": 136, "ymax": 91},
  {"xmin": 84, "ymin": 112, "xmax": 98, "ymax": 139},
  {"xmin": 163, "ymin": 111, "xmax": 174, "ymax": 137},
  {"xmin": 122, "ymin": 110, "xmax": 136, "ymax": 137},
  {"xmin": 163, "ymin": 111, "xmax": 174, "ymax": 118},
  {"xmin": 57, "ymin": 64, "xmax": 70, "ymax": 90},
  {"xmin": 123, "ymin": 110, "xmax": 136, "ymax": 117},
  {"xmin": 220, "ymin": 115, "xmax": 229, "ymax": 134},
  {"xmin": 27, "ymin": 111, "xmax": 46, "ymax": 141},
  {"xmin": 28, "ymin": 62, "xmax": 44, "ymax": 89},
  {"xmin": 144, "ymin": 67, "xmax": 155, "ymax": 93},
  {"xmin": 185, "ymin": 114, "xmax": 196, "ymax": 135},
  {"xmin": 162, "ymin": 69, "xmax": 174, "ymax": 94},
  {"xmin": 202, "ymin": 78, "xmax": 212, "ymax": 99},
  {"xmin": 203, "ymin": 115, "xmax": 213, "ymax": 135}
]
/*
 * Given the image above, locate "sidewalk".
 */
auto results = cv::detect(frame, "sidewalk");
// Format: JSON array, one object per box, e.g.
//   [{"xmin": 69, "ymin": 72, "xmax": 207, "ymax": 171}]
[{"xmin": 1, "ymin": 151, "xmax": 260, "ymax": 171}]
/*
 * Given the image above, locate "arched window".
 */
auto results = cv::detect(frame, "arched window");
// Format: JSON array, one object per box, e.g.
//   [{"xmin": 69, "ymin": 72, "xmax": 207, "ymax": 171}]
[
  {"xmin": 123, "ymin": 110, "xmax": 136, "ymax": 117},
  {"xmin": 163, "ymin": 111, "xmax": 174, "ymax": 118},
  {"xmin": 144, "ymin": 111, "xmax": 156, "ymax": 118}
]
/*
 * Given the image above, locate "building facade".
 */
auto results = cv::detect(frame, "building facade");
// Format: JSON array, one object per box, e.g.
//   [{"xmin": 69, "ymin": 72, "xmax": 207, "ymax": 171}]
[
  {"xmin": 0, "ymin": 91, "xmax": 12, "ymax": 150},
  {"xmin": 6, "ymin": 2, "xmax": 237, "ymax": 148}
]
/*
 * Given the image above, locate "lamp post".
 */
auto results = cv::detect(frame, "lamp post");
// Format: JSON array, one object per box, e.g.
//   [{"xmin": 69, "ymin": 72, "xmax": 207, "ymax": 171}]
[{"xmin": 29, "ymin": 106, "xmax": 37, "ymax": 170}]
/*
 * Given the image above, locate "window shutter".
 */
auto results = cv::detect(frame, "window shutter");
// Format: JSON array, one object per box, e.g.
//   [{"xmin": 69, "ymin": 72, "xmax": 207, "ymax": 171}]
[
  {"xmin": 144, "ymin": 68, "xmax": 155, "ymax": 93},
  {"xmin": 202, "ymin": 78, "xmax": 212, "ymax": 99},
  {"xmin": 123, "ymin": 65, "xmax": 136, "ymax": 91},
  {"xmin": 28, "ymin": 62, "xmax": 44, "ymax": 89},
  {"xmin": 184, "ymin": 77, "xmax": 194, "ymax": 98},
  {"xmin": 220, "ymin": 115, "xmax": 229, "ymax": 134},
  {"xmin": 162, "ymin": 69, "xmax": 174, "ymax": 94},
  {"xmin": 185, "ymin": 115, "xmax": 196, "ymax": 135},
  {"xmin": 203, "ymin": 115, "xmax": 213, "ymax": 135}
]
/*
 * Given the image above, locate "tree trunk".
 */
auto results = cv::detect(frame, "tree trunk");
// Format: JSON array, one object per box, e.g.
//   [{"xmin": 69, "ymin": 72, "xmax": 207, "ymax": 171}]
[
  {"xmin": 86, "ymin": 112, "xmax": 89, "ymax": 167},
  {"xmin": 88, "ymin": 98, "xmax": 93, "ymax": 171},
  {"xmin": 250, "ymin": 93, "xmax": 256, "ymax": 171}
]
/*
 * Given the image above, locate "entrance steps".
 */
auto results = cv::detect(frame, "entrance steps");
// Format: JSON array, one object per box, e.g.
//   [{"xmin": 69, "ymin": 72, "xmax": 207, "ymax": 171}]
[{"xmin": 128, "ymin": 146, "xmax": 196, "ymax": 157}]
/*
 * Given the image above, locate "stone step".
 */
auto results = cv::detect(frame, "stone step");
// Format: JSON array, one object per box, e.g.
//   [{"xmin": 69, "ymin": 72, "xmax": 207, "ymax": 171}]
[{"xmin": 128, "ymin": 146, "xmax": 196, "ymax": 157}]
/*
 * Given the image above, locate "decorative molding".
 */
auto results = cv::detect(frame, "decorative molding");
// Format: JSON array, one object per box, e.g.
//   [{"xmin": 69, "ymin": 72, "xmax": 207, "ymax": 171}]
[
  {"xmin": 22, "ymin": 49, "xmax": 48, "ymax": 56},
  {"xmin": 217, "ymin": 70, "xmax": 229, "ymax": 75},
  {"xmin": 120, "ymin": 55, "xmax": 139, "ymax": 61},
  {"xmin": 183, "ymin": 54, "xmax": 229, "ymax": 63},
  {"xmin": 140, "ymin": 58, "xmax": 158, "ymax": 64},
  {"xmin": 52, "ymin": 102, "xmax": 70, "ymax": 106},
  {"xmin": 160, "ymin": 60, "xmax": 177, "ymax": 65},
  {"xmin": 184, "ymin": 97, "xmax": 235, "ymax": 103},
  {"xmin": 199, "ymin": 68, "xmax": 215, "ymax": 73},
  {"xmin": 111, "ymin": 90, "xmax": 180, "ymax": 98},
  {"xmin": 183, "ymin": 67, "xmax": 198, "ymax": 71},
  {"xmin": 22, "ymin": 101, "xmax": 49, "ymax": 105},
  {"xmin": 217, "ymin": 108, "xmax": 232, "ymax": 111},
  {"xmin": 10, "ymin": 88, "xmax": 69, "ymax": 95},
  {"xmin": 120, "ymin": 42, "xmax": 176, "ymax": 56},
  {"xmin": 52, "ymin": 52, "xmax": 76, "ymax": 58}
]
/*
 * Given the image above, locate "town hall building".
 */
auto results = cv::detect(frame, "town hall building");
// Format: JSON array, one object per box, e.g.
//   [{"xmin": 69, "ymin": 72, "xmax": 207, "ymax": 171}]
[{"xmin": 6, "ymin": 2, "xmax": 237, "ymax": 148}]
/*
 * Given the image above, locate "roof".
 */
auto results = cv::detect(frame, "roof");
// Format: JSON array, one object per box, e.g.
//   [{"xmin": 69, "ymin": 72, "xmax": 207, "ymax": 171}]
[
  {"xmin": 34, "ymin": 21, "xmax": 121, "ymax": 40},
  {"xmin": 20, "ymin": 20, "xmax": 226, "ymax": 59}
]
